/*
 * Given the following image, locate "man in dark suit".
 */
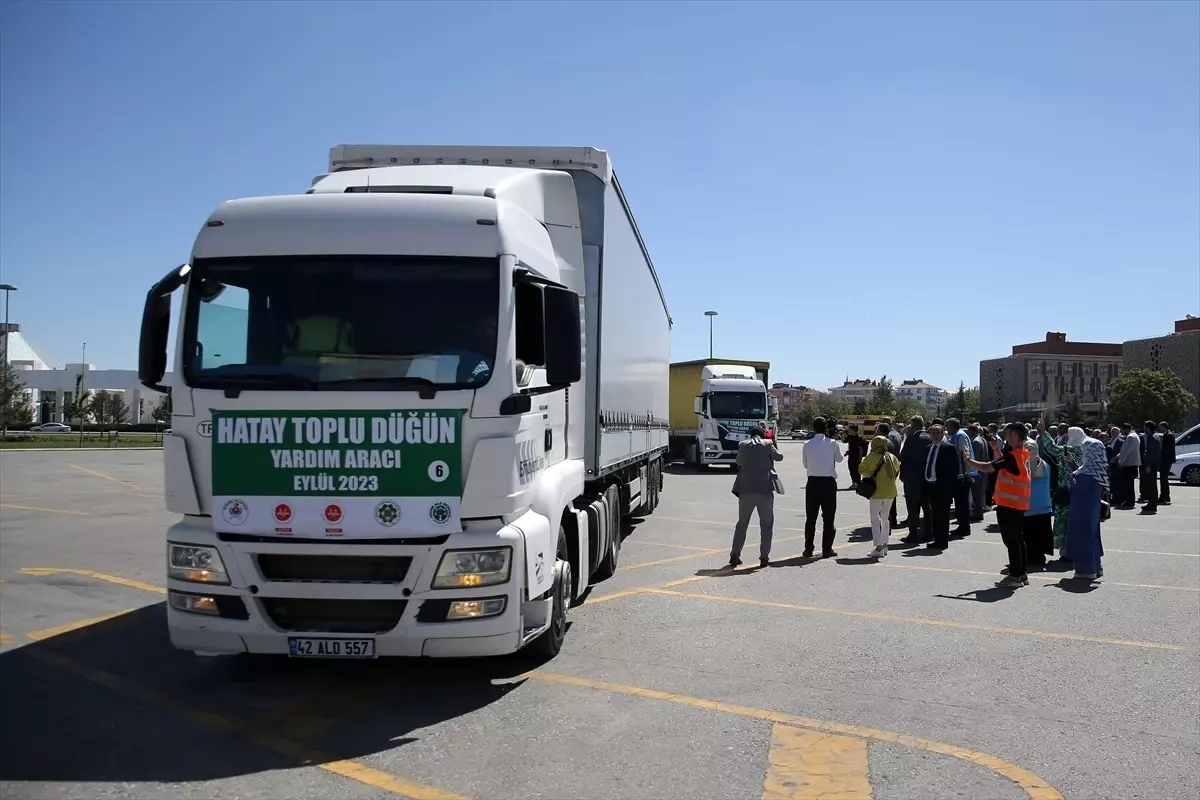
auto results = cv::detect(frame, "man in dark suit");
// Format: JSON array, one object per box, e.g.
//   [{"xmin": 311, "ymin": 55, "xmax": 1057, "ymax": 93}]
[
  {"xmin": 1158, "ymin": 422, "xmax": 1176, "ymax": 505},
  {"xmin": 922, "ymin": 423, "xmax": 962, "ymax": 550},
  {"xmin": 898, "ymin": 416, "xmax": 933, "ymax": 544}
]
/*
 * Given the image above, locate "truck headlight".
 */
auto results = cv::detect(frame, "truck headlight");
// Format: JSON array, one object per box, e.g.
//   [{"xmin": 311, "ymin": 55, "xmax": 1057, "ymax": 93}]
[
  {"xmin": 704, "ymin": 442, "xmax": 720, "ymax": 451},
  {"xmin": 432, "ymin": 548, "xmax": 511, "ymax": 588},
  {"xmin": 168, "ymin": 543, "xmax": 230, "ymax": 585}
]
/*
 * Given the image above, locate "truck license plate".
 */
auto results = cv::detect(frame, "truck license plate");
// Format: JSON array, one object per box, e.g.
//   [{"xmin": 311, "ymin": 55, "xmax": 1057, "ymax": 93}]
[{"xmin": 288, "ymin": 637, "xmax": 376, "ymax": 659}]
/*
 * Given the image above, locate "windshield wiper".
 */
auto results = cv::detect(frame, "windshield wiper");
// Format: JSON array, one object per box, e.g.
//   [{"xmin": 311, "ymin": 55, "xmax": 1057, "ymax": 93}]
[
  {"xmin": 208, "ymin": 373, "xmax": 318, "ymax": 398},
  {"xmin": 319, "ymin": 376, "xmax": 440, "ymax": 399}
]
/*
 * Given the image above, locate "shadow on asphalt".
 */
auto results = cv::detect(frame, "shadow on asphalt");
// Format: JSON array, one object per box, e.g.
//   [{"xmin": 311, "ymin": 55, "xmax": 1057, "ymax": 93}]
[
  {"xmin": 934, "ymin": 587, "xmax": 1016, "ymax": 603},
  {"xmin": 663, "ymin": 463, "xmax": 736, "ymax": 476},
  {"xmin": 0, "ymin": 603, "xmax": 549, "ymax": 785}
]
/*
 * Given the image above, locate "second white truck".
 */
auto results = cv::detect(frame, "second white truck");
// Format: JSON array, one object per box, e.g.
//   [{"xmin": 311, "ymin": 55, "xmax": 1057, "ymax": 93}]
[{"xmin": 139, "ymin": 144, "xmax": 670, "ymax": 660}]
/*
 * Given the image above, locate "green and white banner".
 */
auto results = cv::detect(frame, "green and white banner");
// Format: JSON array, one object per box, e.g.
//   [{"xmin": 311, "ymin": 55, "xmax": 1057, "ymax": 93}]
[
  {"xmin": 717, "ymin": 418, "xmax": 763, "ymax": 441},
  {"xmin": 211, "ymin": 409, "xmax": 464, "ymax": 538}
]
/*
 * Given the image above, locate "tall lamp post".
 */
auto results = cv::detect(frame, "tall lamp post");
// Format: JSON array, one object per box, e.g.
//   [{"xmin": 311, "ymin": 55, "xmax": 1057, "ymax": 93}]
[
  {"xmin": 0, "ymin": 283, "xmax": 17, "ymax": 436},
  {"xmin": 78, "ymin": 342, "xmax": 87, "ymax": 446},
  {"xmin": 704, "ymin": 310, "xmax": 718, "ymax": 358}
]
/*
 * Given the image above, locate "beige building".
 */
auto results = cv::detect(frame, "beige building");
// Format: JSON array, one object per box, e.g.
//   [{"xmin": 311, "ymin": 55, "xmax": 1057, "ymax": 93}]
[
  {"xmin": 828, "ymin": 378, "xmax": 878, "ymax": 404},
  {"xmin": 1122, "ymin": 317, "xmax": 1200, "ymax": 428},
  {"xmin": 896, "ymin": 379, "xmax": 949, "ymax": 414},
  {"xmin": 979, "ymin": 332, "xmax": 1123, "ymax": 419}
]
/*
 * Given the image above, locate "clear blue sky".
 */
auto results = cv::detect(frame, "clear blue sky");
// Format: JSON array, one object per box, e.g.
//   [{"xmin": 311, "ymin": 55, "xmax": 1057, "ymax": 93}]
[{"xmin": 2, "ymin": 0, "xmax": 1197, "ymax": 392}]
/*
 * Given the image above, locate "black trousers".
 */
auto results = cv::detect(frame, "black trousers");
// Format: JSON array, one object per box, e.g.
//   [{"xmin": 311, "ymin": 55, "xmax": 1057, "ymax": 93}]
[
  {"xmin": 998, "ymin": 506, "xmax": 1027, "ymax": 577},
  {"xmin": 804, "ymin": 476, "xmax": 838, "ymax": 552},
  {"xmin": 1160, "ymin": 468, "xmax": 1172, "ymax": 503},
  {"xmin": 1022, "ymin": 513, "xmax": 1053, "ymax": 566},
  {"xmin": 952, "ymin": 477, "xmax": 971, "ymax": 532},
  {"xmin": 927, "ymin": 483, "xmax": 952, "ymax": 547},
  {"xmin": 1142, "ymin": 468, "xmax": 1158, "ymax": 511},
  {"xmin": 848, "ymin": 458, "xmax": 862, "ymax": 485},
  {"xmin": 1120, "ymin": 466, "xmax": 1139, "ymax": 506},
  {"xmin": 986, "ymin": 472, "xmax": 997, "ymax": 506},
  {"xmin": 902, "ymin": 481, "xmax": 931, "ymax": 541}
]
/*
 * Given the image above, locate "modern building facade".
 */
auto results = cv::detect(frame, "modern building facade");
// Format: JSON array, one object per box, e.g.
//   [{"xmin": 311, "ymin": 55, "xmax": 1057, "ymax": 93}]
[
  {"xmin": 896, "ymin": 379, "xmax": 949, "ymax": 414},
  {"xmin": 2, "ymin": 323, "xmax": 169, "ymax": 424},
  {"xmin": 979, "ymin": 332, "xmax": 1123, "ymax": 419},
  {"xmin": 1122, "ymin": 316, "xmax": 1200, "ymax": 428}
]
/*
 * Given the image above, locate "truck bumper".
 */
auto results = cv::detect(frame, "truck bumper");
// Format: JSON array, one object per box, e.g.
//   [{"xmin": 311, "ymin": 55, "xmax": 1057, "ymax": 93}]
[{"xmin": 165, "ymin": 516, "xmax": 532, "ymax": 659}]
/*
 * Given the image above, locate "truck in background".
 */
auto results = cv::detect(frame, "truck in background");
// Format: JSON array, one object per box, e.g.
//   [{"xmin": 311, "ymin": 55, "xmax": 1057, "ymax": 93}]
[
  {"xmin": 667, "ymin": 358, "xmax": 776, "ymax": 469},
  {"xmin": 138, "ymin": 144, "xmax": 670, "ymax": 661}
]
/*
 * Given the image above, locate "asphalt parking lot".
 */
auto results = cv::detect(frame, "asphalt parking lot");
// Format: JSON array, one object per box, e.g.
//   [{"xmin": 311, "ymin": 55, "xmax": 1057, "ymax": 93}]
[{"xmin": 1, "ymin": 444, "xmax": 1197, "ymax": 800}]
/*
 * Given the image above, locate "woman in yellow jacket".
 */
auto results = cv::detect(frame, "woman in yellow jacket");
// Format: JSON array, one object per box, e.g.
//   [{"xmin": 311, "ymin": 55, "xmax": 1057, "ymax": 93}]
[{"xmin": 859, "ymin": 435, "xmax": 901, "ymax": 559}]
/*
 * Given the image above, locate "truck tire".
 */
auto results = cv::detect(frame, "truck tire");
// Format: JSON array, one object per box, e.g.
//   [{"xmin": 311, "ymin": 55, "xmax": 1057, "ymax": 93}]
[
  {"xmin": 531, "ymin": 528, "xmax": 571, "ymax": 659},
  {"xmin": 592, "ymin": 484, "xmax": 621, "ymax": 580}
]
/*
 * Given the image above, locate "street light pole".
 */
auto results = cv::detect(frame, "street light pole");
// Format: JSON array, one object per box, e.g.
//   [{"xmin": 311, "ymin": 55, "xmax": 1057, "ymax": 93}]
[
  {"xmin": 78, "ymin": 342, "xmax": 86, "ymax": 446},
  {"xmin": 704, "ymin": 310, "xmax": 718, "ymax": 358},
  {"xmin": 0, "ymin": 283, "xmax": 17, "ymax": 437}
]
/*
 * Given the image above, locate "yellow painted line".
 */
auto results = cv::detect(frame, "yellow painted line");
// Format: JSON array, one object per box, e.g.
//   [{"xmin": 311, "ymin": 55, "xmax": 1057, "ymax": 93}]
[
  {"xmin": 526, "ymin": 671, "xmax": 1062, "ymax": 800},
  {"xmin": 0, "ymin": 502, "xmax": 91, "ymax": 516},
  {"xmin": 642, "ymin": 588, "xmax": 1186, "ymax": 651},
  {"xmin": 67, "ymin": 463, "xmax": 149, "ymax": 493},
  {"xmin": 25, "ymin": 609, "xmax": 137, "ymax": 641},
  {"xmin": 627, "ymin": 538, "xmax": 723, "ymax": 552},
  {"xmin": 20, "ymin": 567, "xmax": 168, "ymax": 595},
  {"xmin": 762, "ymin": 724, "xmax": 871, "ymax": 800},
  {"xmin": 623, "ymin": 533, "xmax": 811, "ymax": 570},
  {"xmin": 27, "ymin": 648, "xmax": 469, "ymax": 800},
  {"xmin": 0, "ymin": 633, "xmax": 13, "ymax": 644},
  {"xmin": 957, "ymin": 539, "xmax": 1200, "ymax": 558},
  {"xmin": 881, "ymin": 562, "xmax": 1200, "ymax": 593},
  {"xmin": 584, "ymin": 588, "xmax": 648, "ymax": 604}
]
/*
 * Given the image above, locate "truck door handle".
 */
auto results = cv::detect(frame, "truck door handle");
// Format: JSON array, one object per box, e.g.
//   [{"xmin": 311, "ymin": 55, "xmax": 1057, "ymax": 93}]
[{"xmin": 545, "ymin": 430, "xmax": 553, "ymax": 452}]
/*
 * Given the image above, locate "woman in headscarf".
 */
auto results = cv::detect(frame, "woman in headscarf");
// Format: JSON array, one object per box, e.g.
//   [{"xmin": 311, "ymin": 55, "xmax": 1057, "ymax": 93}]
[
  {"xmin": 1036, "ymin": 420, "xmax": 1082, "ymax": 563},
  {"xmin": 858, "ymin": 435, "xmax": 901, "ymax": 560},
  {"xmin": 1023, "ymin": 442, "xmax": 1054, "ymax": 569},
  {"xmin": 1064, "ymin": 426, "xmax": 1108, "ymax": 580}
]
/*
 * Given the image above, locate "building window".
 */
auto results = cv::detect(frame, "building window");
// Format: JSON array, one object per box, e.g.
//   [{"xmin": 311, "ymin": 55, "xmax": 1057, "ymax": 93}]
[
  {"xmin": 1030, "ymin": 363, "xmax": 1040, "ymax": 373},
  {"xmin": 1084, "ymin": 364, "xmax": 1093, "ymax": 376},
  {"xmin": 1032, "ymin": 381, "xmax": 1042, "ymax": 392}
]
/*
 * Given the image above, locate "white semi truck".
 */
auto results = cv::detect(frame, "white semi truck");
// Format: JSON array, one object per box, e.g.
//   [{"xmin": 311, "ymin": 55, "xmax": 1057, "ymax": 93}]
[
  {"xmin": 138, "ymin": 145, "xmax": 671, "ymax": 660},
  {"xmin": 667, "ymin": 359, "xmax": 776, "ymax": 469}
]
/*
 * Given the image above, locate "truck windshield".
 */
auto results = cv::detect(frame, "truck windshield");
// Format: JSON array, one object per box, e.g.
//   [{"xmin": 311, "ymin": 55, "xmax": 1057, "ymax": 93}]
[
  {"xmin": 182, "ymin": 256, "xmax": 500, "ymax": 390},
  {"xmin": 709, "ymin": 392, "xmax": 767, "ymax": 420}
]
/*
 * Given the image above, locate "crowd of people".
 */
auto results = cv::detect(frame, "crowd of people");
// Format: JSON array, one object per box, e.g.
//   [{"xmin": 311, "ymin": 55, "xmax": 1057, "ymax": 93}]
[{"xmin": 726, "ymin": 415, "xmax": 1180, "ymax": 587}]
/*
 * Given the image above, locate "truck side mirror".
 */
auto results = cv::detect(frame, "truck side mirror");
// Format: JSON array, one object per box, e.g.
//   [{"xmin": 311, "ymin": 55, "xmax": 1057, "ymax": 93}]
[
  {"xmin": 693, "ymin": 396, "xmax": 704, "ymax": 415},
  {"xmin": 543, "ymin": 284, "xmax": 581, "ymax": 386},
  {"xmin": 139, "ymin": 264, "xmax": 190, "ymax": 393}
]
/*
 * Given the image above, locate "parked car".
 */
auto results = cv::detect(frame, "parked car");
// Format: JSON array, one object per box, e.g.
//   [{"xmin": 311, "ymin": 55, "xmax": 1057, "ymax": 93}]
[
  {"xmin": 30, "ymin": 422, "xmax": 70, "ymax": 433},
  {"xmin": 1169, "ymin": 452, "xmax": 1200, "ymax": 486}
]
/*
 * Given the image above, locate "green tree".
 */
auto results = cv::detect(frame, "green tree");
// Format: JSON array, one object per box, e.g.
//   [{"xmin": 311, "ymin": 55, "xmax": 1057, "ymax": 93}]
[
  {"xmin": 944, "ymin": 382, "xmax": 981, "ymax": 422},
  {"xmin": 152, "ymin": 391, "xmax": 172, "ymax": 424},
  {"xmin": 1, "ymin": 361, "xmax": 34, "ymax": 428},
  {"xmin": 1107, "ymin": 368, "xmax": 1197, "ymax": 428},
  {"xmin": 869, "ymin": 376, "xmax": 895, "ymax": 415},
  {"xmin": 893, "ymin": 398, "xmax": 931, "ymax": 425},
  {"xmin": 851, "ymin": 397, "xmax": 869, "ymax": 415},
  {"xmin": 64, "ymin": 373, "xmax": 92, "ymax": 426}
]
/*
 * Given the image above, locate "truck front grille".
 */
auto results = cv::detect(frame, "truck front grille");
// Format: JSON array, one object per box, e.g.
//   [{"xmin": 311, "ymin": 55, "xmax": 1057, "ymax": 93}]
[
  {"xmin": 256, "ymin": 554, "xmax": 411, "ymax": 584},
  {"xmin": 260, "ymin": 598, "xmax": 408, "ymax": 634}
]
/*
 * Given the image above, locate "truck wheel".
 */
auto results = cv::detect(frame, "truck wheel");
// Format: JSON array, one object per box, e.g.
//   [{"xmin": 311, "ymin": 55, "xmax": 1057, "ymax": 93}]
[
  {"xmin": 531, "ymin": 530, "xmax": 571, "ymax": 659},
  {"xmin": 593, "ymin": 485, "xmax": 621, "ymax": 580}
]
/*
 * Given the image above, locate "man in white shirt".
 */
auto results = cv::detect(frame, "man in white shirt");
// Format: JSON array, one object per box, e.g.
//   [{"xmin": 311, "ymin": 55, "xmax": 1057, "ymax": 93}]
[
  {"xmin": 802, "ymin": 416, "xmax": 844, "ymax": 558},
  {"xmin": 1116, "ymin": 423, "xmax": 1141, "ymax": 510}
]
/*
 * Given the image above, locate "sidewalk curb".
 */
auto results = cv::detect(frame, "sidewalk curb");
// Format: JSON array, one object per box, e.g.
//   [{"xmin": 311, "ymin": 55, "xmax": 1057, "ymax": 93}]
[{"xmin": 0, "ymin": 447, "xmax": 164, "ymax": 453}]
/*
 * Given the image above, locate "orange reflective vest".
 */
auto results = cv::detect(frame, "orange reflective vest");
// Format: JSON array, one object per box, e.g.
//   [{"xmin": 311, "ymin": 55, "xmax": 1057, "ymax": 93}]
[{"xmin": 994, "ymin": 447, "xmax": 1031, "ymax": 511}]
